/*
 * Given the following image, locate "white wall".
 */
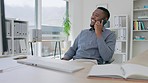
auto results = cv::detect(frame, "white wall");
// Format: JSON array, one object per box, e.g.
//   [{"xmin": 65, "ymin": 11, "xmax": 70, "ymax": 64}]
[
  {"xmin": 82, "ymin": 0, "xmax": 103, "ymax": 29},
  {"xmin": 69, "ymin": 0, "xmax": 132, "ymax": 43},
  {"xmin": 83, "ymin": 0, "xmax": 132, "ymax": 28},
  {"xmin": 69, "ymin": 0, "xmax": 83, "ymax": 42}
]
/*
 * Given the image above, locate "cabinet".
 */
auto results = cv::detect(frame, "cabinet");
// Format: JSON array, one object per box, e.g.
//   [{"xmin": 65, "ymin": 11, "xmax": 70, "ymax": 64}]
[
  {"xmin": 108, "ymin": 15, "xmax": 129, "ymax": 63},
  {"xmin": 6, "ymin": 18, "xmax": 28, "ymax": 56},
  {"xmin": 130, "ymin": 0, "xmax": 148, "ymax": 59}
]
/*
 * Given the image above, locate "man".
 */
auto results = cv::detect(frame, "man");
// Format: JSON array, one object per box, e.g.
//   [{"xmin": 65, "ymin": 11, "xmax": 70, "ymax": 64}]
[{"xmin": 62, "ymin": 7, "xmax": 116, "ymax": 64}]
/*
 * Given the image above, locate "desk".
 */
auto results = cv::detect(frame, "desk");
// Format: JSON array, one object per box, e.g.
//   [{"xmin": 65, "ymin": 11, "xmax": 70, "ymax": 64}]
[
  {"xmin": 0, "ymin": 55, "xmax": 148, "ymax": 83},
  {"xmin": 42, "ymin": 40, "xmax": 64, "ymax": 58},
  {"xmin": 29, "ymin": 39, "xmax": 64, "ymax": 58}
]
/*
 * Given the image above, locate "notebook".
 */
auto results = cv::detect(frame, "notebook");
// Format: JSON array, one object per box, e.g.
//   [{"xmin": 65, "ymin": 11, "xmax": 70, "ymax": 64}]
[
  {"xmin": 88, "ymin": 63, "xmax": 148, "ymax": 80},
  {"xmin": 17, "ymin": 58, "xmax": 84, "ymax": 73}
]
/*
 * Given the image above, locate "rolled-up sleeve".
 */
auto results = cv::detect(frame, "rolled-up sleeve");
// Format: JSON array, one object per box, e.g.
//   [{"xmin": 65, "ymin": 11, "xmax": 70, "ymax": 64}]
[{"xmin": 97, "ymin": 33, "xmax": 116, "ymax": 61}]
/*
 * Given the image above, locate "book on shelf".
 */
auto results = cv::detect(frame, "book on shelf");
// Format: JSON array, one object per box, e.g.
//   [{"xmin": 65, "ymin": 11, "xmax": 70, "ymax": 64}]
[
  {"xmin": 141, "ymin": 22, "xmax": 145, "ymax": 30},
  {"xmin": 133, "ymin": 21, "xmax": 146, "ymax": 30},
  {"xmin": 115, "ymin": 42, "xmax": 122, "ymax": 53},
  {"xmin": 88, "ymin": 63, "xmax": 148, "ymax": 80}
]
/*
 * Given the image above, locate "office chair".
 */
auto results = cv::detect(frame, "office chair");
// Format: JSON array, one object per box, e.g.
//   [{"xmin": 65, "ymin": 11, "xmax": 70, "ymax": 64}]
[{"xmin": 103, "ymin": 58, "xmax": 115, "ymax": 64}]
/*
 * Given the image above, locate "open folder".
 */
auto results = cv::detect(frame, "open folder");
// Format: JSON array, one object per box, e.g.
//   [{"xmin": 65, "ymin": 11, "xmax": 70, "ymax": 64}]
[
  {"xmin": 17, "ymin": 58, "xmax": 84, "ymax": 73},
  {"xmin": 88, "ymin": 63, "xmax": 148, "ymax": 80}
]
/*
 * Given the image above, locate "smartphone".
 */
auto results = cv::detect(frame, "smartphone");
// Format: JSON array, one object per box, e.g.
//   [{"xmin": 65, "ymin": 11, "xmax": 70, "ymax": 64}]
[{"xmin": 102, "ymin": 19, "xmax": 107, "ymax": 26}]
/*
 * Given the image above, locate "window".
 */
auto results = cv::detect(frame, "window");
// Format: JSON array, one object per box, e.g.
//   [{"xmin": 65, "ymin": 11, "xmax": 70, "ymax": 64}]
[
  {"xmin": 5, "ymin": 0, "xmax": 35, "ymax": 26},
  {"xmin": 41, "ymin": 0, "xmax": 66, "ymax": 57},
  {"xmin": 4, "ymin": 0, "xmax": 67, "ymax": 56},
  {"xmin": 42, "ymin": 0, "xmax": 66, "ymax": 26}
]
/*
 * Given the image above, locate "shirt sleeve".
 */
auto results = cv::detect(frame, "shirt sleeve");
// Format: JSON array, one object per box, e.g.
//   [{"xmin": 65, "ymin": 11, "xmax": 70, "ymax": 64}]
[
  {"xmin": 97, "ymin": 32, "xmax": 116, "ymax": 62},
  {"xmin": 64, "ymin": 31, "xmax": 82, "ymax": 60}
]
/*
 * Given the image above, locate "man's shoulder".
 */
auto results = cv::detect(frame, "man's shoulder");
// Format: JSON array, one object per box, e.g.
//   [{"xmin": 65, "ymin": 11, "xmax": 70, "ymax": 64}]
[
  {"xmin": 104, "ymin": 28, "xmax": 116, "ymax": 37},
  {"xmin": 83, "ymin": 29, "xmax": 90, "ymax": 31},
  {"xmin": 80, "ymin": 29, "xmax": 90, "ymax": 33},
  {"xmin": 104, "ymin": 28, "xmax": 111, "ymax": 31},
  {"xmin": 104, "ymin": 28, "xmax": 113, "ymax": 33}
]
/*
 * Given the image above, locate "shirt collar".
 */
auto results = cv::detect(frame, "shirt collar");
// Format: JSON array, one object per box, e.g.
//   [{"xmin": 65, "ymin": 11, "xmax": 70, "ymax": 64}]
[{"xmin": 89, "ymin": 27, "xmax": 95, "ymax": 31}]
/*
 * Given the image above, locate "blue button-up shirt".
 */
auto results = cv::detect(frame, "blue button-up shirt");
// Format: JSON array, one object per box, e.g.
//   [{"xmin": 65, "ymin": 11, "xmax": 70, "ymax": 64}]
[{"xmin": 64, "ymin": 28, "xmax": 116, "ymax": 64}]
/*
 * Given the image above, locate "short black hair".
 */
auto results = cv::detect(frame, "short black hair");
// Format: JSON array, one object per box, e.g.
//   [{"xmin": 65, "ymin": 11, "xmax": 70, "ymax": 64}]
[{"xmin": 97, "ymin": 7, "xmax": 110, "ymax": 19}]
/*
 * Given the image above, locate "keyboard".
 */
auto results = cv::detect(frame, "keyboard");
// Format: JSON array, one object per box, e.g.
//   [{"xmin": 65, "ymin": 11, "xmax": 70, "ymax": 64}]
[{"xmin": 17, "ymin": 58, "xmax": 84, "ymax": 73}]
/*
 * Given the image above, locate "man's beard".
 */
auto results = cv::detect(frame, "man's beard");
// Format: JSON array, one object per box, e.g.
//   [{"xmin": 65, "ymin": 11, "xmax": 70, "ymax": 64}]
[
  {"xmin": 90, "ymin": 20, "xmax": 95, "ymax": 29},
  {"xmin": 90, "ymin": 24, "xmax": 94, "ymax": 28}
]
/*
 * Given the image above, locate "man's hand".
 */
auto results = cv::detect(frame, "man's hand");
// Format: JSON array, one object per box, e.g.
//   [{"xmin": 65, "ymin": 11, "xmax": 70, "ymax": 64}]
[
  {"xmin": 94, "ymin": 20, "xmax": 104, "ymax": 38},
  {"xmin": 61, "ymin": 57, "xmax": 69, "ymax": 61}
]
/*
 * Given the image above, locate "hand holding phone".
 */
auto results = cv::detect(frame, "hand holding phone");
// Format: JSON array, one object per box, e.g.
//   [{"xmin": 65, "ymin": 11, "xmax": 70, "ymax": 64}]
[
  {"xmin": 94, "ymin": 18, "xmax": 107, "ymax": 31},
  {"xmin": 102, "ymin": 19, "xmax": 107, "ymax": 26},
  {"xmin": 94, "ymin": 19, "xmax": 107, "ymax": 34}
]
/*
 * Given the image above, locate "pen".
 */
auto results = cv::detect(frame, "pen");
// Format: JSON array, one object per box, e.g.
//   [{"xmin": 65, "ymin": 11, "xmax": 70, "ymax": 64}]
[{"xmin": 121, "ymin": 67, "xmax": 126, "ymax": 76}]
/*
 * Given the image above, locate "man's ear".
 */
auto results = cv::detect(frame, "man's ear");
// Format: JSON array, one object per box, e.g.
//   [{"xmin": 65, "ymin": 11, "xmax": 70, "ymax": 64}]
[{"xmin": 105, "ymin": 17, "xmax": 108, "ymax": 21}]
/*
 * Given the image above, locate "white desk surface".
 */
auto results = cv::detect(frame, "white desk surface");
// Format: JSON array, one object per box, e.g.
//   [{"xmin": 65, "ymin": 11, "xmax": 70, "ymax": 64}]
[{"xmin": 0, "ymin": 55, "xmax": 148, "ymax": 83}]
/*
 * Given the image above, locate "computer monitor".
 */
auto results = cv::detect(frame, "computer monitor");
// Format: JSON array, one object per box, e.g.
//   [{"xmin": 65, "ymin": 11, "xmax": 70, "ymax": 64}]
[{"xmin": 0, "ymin": 0, "xmax": 8, "ymax": 55}]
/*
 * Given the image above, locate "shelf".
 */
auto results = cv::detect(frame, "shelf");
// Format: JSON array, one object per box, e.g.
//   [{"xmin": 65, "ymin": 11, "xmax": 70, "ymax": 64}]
[
  {"xmin": 113, "ymin": 15, "xmax": 128, "ymax": 63},
  {"xmin": 131, "ymin": 0, "xmax": 148, "ymax": 60},
  {"xmin": 133, "ymin": 30, "xmax": 148, "ymax": 32},
  {"xmin": 133, "ymin": 40, "xmax": 148, "ymax": 42},
  {"xmin": 134, "ymin": 18, "xmax": 148, "ymax": 21},
  {"xmin": 134, "ymin": 8, "xmax": 148, "ymax": 11},
  {"xmin": 6, "ymin": 18, "xmax": 28, "ymax": 56}
]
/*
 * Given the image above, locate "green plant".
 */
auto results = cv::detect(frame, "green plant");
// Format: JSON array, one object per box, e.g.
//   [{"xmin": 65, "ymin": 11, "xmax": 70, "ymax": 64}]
[
  {"xmin": 63, "ymin": 16, "xmax": 71, "ymax": 40},
  {"xmin": 63, "ymin": 1, "xmax": 71, "ymax": 41}
]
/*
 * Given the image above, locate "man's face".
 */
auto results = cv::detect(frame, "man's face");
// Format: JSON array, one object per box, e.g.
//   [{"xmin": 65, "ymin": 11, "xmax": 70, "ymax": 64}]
[{"xmin": 90, "ymin": 9, "xmax": 106, "ymax": 28}]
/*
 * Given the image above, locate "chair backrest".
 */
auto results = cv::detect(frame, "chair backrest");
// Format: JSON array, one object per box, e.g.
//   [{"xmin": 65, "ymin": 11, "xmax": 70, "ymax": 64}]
[{"xmin": 103, "ymin": 58, "xmax": 115, "ymax": 64}]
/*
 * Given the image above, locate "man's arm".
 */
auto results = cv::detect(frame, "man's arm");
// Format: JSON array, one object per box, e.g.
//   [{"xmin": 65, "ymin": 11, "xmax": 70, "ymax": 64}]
[
  {"xmin": 94, "ymin": 20, "xmax": 116, "ymax": 62},
  {"xmin": 62, "ymin": 32, "xmax": 81, "ymax": 60},
  {"xmin": 97, "ymin": 33, "xmax": 116, "ymax": 62}
]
